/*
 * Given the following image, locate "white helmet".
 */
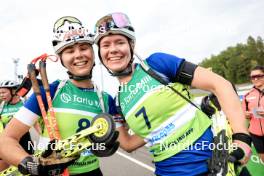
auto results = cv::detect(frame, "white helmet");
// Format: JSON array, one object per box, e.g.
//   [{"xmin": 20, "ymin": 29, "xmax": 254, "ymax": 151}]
[
  {"xmin": 94, "ymin": 12, "xmax": 135, "ymax": 45},
  {"xmin": 0, "ymin": 80, "xmax": 19, "ymax": 88},
  {"xmin": 52, "ymin": 16, "xmax": 94, "ymax": 55}
]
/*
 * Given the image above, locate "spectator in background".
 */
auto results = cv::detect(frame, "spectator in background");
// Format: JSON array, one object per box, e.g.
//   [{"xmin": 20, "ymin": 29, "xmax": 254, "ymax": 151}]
[{"xmin": 242, "ymin": 65, "xmax": 264, "ymax": 162}]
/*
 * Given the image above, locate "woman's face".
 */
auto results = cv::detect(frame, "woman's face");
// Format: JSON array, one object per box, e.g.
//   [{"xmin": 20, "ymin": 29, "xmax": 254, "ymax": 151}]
[
  {"xmin": 99, "ymin": 34, "xmax": 131, "ymax": 73},
  {"xmin": 61, "ymin": 43, "xmax": 94, "ymax": 77},
  {"xmin": 0, "ymin": 88, "xmax": 12, "ymax": 102},
  {"xmin": 250, "ymin": 69, "xmax": 264, "ymax": 88}
]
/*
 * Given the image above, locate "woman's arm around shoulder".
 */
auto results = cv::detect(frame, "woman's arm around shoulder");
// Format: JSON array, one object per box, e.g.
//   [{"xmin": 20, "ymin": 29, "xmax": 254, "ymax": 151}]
[{"xmin": 117, "ymin": 126, "xmax": 146, "ymax": 153}]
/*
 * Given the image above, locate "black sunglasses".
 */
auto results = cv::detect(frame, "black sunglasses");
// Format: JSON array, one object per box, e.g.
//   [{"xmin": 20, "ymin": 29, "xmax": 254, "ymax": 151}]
[{"xmin": 250, "ymin": 74, "xmax": 264, "ymax": 80}]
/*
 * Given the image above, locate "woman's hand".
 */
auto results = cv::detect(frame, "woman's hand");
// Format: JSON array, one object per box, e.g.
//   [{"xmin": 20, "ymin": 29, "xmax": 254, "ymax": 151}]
[{"xmin": 245, "ymin": 111, "xmax": 252, "ymax": 119}]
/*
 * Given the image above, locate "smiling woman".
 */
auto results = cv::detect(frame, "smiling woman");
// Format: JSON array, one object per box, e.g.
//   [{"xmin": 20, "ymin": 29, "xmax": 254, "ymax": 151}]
[
  {"xmin": 0, "ymin": 16, "xmax": 119, "ymax": 176},
  {"xmin": 94, "ymin": 12, "xmax": 252, "ymax": 176},
  {"xmin": 242, "ymin": 65, "xmax": 264, "ymax": 165}
]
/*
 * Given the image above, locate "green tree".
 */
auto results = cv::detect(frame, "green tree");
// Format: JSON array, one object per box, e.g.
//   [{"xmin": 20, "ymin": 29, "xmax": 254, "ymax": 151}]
[{"xmin": 199, "ymin": 36, "xmax": 264, "ymax": 84}]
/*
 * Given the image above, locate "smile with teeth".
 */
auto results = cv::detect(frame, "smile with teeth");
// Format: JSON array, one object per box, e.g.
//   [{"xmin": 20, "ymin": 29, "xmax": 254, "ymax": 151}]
[
  {"xmin": 108, "ymin": 56, "xmax": 122, "ymax": 61},
  {"xmin": 74, "ymin": 61, "xmax": 88, "ymax": 66}
]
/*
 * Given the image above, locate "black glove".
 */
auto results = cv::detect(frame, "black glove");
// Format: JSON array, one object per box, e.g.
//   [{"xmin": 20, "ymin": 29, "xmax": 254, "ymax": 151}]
[
  {"xmin": 201, "ymin": 94, "xmax": 221, "ymax": 117},
  {"xmin": 18, "ymin": 140, "xmax": 77, "ymax": 176},
  {"xmin": 201, "ymin": 95, "xmax": 215, "ymax": 117},
  {"xmin": 229, "ymin": 133, "xmax": 252, "ymax": 165}
]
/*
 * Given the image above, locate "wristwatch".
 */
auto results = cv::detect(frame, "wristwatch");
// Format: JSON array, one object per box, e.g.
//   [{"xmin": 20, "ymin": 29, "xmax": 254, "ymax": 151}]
[{"xmin": 18, "ymin": 156, "xmax": 33, "ymax": 174}]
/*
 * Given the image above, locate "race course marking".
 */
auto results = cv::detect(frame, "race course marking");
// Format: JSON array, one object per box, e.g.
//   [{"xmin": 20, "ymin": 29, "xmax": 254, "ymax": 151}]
[{"xmin": 116, "ymin": 151, "xmax": 155, "ymax": 172}]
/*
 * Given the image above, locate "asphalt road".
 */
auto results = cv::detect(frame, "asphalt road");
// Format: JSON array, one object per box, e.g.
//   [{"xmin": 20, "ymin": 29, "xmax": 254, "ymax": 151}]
[{"xmin": 100, "ymin": 147, "xmax": 155, "ymax": 176}]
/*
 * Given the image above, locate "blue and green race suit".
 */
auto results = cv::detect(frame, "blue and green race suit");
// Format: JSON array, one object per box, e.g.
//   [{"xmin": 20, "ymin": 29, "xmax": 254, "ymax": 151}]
[
  {"xmin": 118, "ymin": 52, "xmax": 213, "ymax": 176},
  {"xmin": 21, "ymin": 80, "xmax": 117, "ymax": 175}
]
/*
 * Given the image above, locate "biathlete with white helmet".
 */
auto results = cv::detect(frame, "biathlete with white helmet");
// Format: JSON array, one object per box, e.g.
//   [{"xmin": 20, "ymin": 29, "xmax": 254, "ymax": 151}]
[
  {"xmin": 0, "ymin": 80, "xmax": 33, "ymax": 171},
  {"xmin": 0, "ymin": 16, "xmax": 118, "ymax": 176}
]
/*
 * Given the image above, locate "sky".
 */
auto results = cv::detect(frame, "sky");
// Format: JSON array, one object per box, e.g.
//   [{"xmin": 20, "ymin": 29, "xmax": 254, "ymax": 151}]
[{"xmin": 0, "ymin": 0, "xmax": 263, "ymax": 95}]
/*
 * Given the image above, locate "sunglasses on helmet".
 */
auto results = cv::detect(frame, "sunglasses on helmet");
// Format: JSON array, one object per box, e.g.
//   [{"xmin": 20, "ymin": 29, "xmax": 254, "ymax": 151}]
[
  {"xmin": 95, "ymin": 12, "xmax": 133, "ymax": 34},
  {"xmin": 53, "ymin": 16, "xmax": 82, "ymax": 32}
]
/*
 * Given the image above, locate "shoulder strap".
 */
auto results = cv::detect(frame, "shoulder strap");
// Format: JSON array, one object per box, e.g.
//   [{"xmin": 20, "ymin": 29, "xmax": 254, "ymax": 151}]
[
  {"xmin": 53, "ymin": 79, "xmax": 67, "ymax": 100},
  {"xmin": 19, "ymin": 97, "xmax": 26, "ymax": 104},
  {"xmin": 243, "ymin": 91, "xmax": 251, "ymax": 111},
  {"xmin": 116, "ymin": 86, "xmax": 125, "ymax": 116},
  {"xmin": 244, "ymin": 95, "xmax": 249, "ymax": 111},
  {"xmin": 115, "ymin": 60, "xmax": 201, "ymax": 119},
  {"xmin": 94, "ymin": 83, "xmax": 106, "ymax": 113},
  {"xmin": 0, "ymin": 101, "xmax": 5, "ymax": 115},
  {"xmin": 139, "ymin": 61, "xmax": 201, "ymax": 110}
]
